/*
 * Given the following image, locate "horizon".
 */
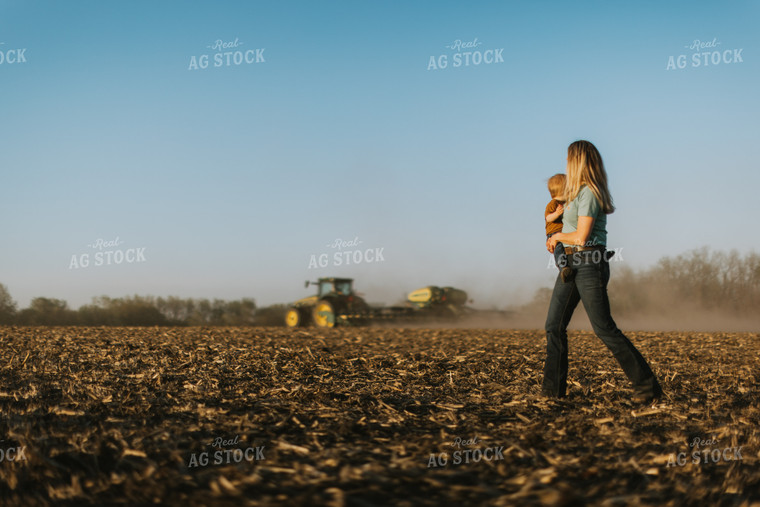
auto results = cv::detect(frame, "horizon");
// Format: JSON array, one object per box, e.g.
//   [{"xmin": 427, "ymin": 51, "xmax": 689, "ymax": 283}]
[{"xmin": 3, "ymin": 244, "xmax": 757, "ymax": 313}]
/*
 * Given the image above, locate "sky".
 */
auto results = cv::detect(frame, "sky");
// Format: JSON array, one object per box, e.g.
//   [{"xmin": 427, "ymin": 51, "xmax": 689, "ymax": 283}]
[{"xmin": 1, "ymin": 0, "xmax": 759, "ymax": 310}]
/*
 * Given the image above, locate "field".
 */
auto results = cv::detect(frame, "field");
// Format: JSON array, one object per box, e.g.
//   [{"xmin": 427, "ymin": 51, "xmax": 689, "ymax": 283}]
[{"xmin": 0, "ymin": 326, "xmax": 758, "ymax": 506}]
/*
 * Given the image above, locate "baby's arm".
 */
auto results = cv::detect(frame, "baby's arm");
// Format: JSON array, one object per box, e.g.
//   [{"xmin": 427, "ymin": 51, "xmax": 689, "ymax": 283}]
[{"xmin": 545, "ymin": 204, "xmax": 564, "ymax": 223}]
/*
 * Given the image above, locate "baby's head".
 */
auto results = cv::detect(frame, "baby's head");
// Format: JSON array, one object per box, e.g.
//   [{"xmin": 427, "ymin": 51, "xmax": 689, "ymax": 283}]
[{"xmin": 547, "ymin": 173, "xmax": 566, "ymax": 202}]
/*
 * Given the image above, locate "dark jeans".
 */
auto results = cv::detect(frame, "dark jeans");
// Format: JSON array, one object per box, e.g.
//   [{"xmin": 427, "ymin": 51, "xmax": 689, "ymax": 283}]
[
  {"xmin": 542, "ymin": 251, "xmax": 661, "ymax": 398},
  {"xmin": 553, "ymin": 241, "xmax": 567, "ymax": 270},
  {"xmin": 547, "ymin": 234, "xmax": 567, "ymax": 271}
]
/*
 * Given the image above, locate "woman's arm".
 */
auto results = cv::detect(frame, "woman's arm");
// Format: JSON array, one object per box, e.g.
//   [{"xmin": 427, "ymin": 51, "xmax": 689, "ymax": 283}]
[{"xmin": 546, "ymin": 216, "xmax": 595, "ymax": 252}]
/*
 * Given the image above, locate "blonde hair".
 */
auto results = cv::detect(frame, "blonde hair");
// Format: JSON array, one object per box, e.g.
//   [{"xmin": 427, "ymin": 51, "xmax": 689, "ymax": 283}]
[
  {"xmin": 565, "ymin": 140, "xmax": 615, "ymax": 214},
  {"xmin": 547, "ymin": 173, "xmax": 566, "ymax": 199}
]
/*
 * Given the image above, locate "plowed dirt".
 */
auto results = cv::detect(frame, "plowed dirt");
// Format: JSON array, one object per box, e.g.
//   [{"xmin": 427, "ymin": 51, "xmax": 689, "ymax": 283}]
[{"xmin": 1, "ymin": 327, "xmax": 758, "ymax": 506}]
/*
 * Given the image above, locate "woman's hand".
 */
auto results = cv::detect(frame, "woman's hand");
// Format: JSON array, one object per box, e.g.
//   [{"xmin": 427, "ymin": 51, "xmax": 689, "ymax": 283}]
[
  {"xmin": 551, "ymin": 217, "xmax": 595, "ymax": 250},
  {"xmin": 547, "ymin": 234, "xmax": 559, "ymax": 253}
]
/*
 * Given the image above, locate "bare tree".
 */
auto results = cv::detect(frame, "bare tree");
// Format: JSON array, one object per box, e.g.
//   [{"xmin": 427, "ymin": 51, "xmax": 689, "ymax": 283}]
[{"xmin": 0, "ymin": 283, "xmax": 17, "ymax": 324}]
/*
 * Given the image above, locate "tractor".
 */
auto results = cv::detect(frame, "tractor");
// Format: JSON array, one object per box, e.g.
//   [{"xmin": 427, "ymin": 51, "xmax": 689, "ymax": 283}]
[
  {"xmin": 285, "ymin": 277, "xmax": 474, "ymax": 328},
  {"xmin": 285, "ymin": 277, "xmax": 371, "ymax": 328}
]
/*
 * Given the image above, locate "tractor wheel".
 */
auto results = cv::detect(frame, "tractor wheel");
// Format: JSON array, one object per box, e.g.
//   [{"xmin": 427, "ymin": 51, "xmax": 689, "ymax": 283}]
[
  {"xmin": 312, "ymin": 300, "xmax": 336, "ymax": 328},
  {"xmin": 285, "ymin": 308, "xmax": 303, "ymax": 328}
]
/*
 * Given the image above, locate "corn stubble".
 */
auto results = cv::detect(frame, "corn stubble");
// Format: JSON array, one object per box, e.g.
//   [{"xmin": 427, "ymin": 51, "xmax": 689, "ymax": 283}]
[{"xmin": 0, "ymin": 326, "xmax": 758, "ymax": 506}]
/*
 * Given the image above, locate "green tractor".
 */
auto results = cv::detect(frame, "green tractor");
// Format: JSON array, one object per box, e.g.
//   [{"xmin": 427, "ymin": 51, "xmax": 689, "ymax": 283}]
[{"xmin": 285, "ymin": 277, "xmax": 371, "ymax": 328}]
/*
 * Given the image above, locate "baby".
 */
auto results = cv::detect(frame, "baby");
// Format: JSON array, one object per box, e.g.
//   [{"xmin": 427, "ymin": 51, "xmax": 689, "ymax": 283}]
[{"xmin": 545, "ymin": 173, "xmax": 573, "ymax": 282}]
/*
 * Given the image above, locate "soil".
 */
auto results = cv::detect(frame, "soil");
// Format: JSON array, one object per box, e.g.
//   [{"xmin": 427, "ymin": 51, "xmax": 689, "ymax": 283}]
[{"xmin": 0, "ymin": 326, "xmax": 758, "ymax": 506}]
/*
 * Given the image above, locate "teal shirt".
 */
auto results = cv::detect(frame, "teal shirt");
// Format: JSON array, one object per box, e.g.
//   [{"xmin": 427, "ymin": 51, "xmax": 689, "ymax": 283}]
[{"xmin": 562, "ymin": 185, "xmax": 607, "ymax": 246}]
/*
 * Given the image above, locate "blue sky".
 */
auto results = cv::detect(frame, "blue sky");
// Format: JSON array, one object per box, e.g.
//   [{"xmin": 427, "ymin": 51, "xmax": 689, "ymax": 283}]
[{"xmin": 1, "ymin": 0, "xmax": 759, "ymax": 309}]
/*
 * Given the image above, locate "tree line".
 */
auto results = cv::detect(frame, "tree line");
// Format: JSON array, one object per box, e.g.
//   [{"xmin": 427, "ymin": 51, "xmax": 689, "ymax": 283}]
[
  {"xmin": 0, "ymin": 290, "xmax": 288, "ymax": 327},
  {"xmin": 2, "ymin": 248, "xmax": 758, "ymax": 327},
  {"xmin": 608, "ymin": 247, "xmax": 760, "ymax": 316}
]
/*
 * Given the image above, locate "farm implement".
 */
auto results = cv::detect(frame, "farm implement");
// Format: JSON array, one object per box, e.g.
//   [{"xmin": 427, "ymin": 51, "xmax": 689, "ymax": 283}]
[{"xmin": 284, "ymin": 277, "xmax": 474, "ymax": 328}]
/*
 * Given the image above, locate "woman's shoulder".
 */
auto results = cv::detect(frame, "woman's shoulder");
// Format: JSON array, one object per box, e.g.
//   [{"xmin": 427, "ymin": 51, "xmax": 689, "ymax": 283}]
[
  {"xmin": 576, "ymin": 185, "xmax": 602, "ymax": 213},
  {"xmin": 578, "ymin": 185, "xmax": 597, "ymax": 200}
]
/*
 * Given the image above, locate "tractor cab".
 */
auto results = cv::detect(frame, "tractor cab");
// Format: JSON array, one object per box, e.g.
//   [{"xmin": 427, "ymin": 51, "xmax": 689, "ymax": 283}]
[{"xmin": 310, "ymin": 277, "xmax": 354, "ymax": 299}]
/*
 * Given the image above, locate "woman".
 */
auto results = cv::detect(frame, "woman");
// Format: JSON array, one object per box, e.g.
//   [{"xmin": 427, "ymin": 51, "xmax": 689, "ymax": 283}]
[{"xmin": 544, "ymin": 140, "xmax": 662, "ymax": 404}]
